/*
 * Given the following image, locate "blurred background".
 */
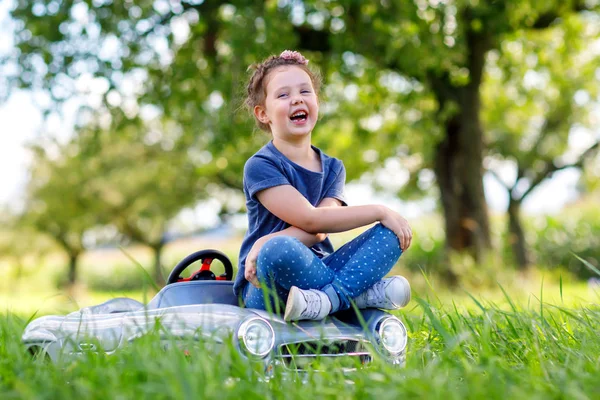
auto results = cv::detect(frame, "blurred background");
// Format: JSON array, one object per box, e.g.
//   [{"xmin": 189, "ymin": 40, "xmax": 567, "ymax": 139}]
[{"xmin": 1, "ymin": 0, "xmax": 599, "ymax": 314}]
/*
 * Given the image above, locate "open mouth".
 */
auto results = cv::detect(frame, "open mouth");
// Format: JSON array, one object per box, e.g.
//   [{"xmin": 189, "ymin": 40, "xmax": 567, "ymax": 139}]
[{"xmin": 289, "ymin": 110, "xmax": 308, "ymax": 123}]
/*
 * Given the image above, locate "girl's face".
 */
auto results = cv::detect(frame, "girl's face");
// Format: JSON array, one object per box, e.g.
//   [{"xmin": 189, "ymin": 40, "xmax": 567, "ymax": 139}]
[{"xmin": 254, "ymin": 66, "xmax": 319, "ymax": 140}]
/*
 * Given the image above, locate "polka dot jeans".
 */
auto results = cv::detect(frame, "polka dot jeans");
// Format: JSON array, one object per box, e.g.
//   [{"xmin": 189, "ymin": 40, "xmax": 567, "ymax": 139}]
[{"xmin": 242, "ymin": 223, "xmax": 402, "ymax": 314}]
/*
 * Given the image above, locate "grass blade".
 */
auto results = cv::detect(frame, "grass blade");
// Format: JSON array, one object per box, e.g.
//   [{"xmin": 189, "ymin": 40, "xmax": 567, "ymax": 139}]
[
  {"xmin": 559, "ymin": 274, "xmax": 563, "ymax": 304},
  {"xmin": 416, "ymin": 298, "xmax": 453, "ymax": 345},
  {"xmin": 498, "ymin": 283, "xmax": 517, "ymax": 313},
  {"xmin": 540, "ymin": 276, "xmax": 544, "ymax": 325},
  {"xmin": 119, "ymin": 245, "xmax": 161, "ymax": 293},
  {"xmin": 572, "ymin": 253, "xmax": 600, "ymax": 277}
]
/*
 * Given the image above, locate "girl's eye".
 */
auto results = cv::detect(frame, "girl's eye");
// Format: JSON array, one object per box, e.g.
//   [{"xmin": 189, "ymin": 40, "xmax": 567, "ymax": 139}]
[
  {"xmin": 301, "ymin": 90, "xmax": 311, "ymax": 94},
  {"xmin": 277, "ymin": 93, "xmax": 288, "ymax": 98}
]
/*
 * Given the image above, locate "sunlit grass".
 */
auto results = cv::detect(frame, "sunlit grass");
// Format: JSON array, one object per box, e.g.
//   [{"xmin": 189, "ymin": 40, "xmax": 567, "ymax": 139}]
[
  {"xmin": 2, "ymin": 222, "xmax": 600, "ymax": 397},
  {"xmin": 2, "ymin": 291, "xmax": 600, "ymax": 399},
  {"xmin": 2, "ymin": 244, "xmax": 598, "ymax": 398}
]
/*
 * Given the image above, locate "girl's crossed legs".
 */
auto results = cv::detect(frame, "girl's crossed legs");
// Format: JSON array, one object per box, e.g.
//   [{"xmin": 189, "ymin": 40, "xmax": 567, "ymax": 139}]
[{"xmin": 242, "ymin": 223, "xmax": 403, "ymax": 314}]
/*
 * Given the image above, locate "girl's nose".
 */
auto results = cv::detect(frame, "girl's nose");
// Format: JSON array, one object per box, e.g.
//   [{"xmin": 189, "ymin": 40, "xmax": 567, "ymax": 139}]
[{"xmin": 291, "ymin": 96, "xmax": 303, "ymax": 105}]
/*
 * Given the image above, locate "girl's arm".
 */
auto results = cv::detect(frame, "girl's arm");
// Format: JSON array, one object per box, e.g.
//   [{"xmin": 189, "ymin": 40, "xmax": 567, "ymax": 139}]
[
  {"xmin": 253, "ymin": 196, "xmax": 341, "ymax": 248},
  {"xmin": 244, "ymin": 197, "xmax": 341, "ymax": 288},
  {"xmin": 256, "ymin": 185, "xmax": 412, "ymax": 250},
  {"xmin": 317, "ymin": 197, "xmax": 343, "ymax": 208}
]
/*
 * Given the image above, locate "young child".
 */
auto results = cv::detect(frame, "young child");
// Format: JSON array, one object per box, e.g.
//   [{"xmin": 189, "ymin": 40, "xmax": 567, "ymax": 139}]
[{"xmin": 233, "ymin": 50, "xmax": 412, "ymax": 321}]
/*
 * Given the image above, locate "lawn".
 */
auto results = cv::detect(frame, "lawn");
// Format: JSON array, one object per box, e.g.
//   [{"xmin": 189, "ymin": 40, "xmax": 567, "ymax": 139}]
[
  {"xmin": 2, "ymin": 281, "xmax": 599, "ymax": 399},
  {"xmin": 2, "ymin": 233, "xmax": 600, "ymax": 398}
]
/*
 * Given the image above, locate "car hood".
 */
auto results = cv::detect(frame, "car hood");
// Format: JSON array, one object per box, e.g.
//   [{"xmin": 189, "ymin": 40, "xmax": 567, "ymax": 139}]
[
  {"xmin": 250, "ymin": 308, "xmax": 389, "ymax": 345},
  {"xmin": 22, "ymin": 304, "xmax": 390, "ymax": 350}
]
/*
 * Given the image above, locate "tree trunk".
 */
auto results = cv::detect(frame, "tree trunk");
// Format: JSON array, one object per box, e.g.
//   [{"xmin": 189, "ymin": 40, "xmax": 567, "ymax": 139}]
[
  {"xmin": 434, "ymin": 111, "xmax": 491, "ymax": 259},
  {"xmin": 507, "ymin": 199, "xmax": 529, "ymax": 270},
  {"xmin": 68, "ymin": 252, "xmax": 79, "ymax": 285},
  {"xmin": 432, "ymin": 28, "xmax": 492, "ymax": 266},
  {"xmin": 152, "ymin": 244, "xmax": 166, "ymax": 286}
]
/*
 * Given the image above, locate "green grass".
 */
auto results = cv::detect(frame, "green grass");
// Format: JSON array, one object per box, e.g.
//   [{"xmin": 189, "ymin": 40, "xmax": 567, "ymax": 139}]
[
  {"xmin": 2, "ymin": 289, "xmax": 600, "ymax": 399},
  {"xmin": 2, "ymin": 231, "xmax": 600, "ymax": 398}
]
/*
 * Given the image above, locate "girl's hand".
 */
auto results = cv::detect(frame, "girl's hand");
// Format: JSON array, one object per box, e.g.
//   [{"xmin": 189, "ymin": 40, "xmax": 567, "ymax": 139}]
[
  {"xmin": 379, "ymin": 206, "xmax": 413, "ymax": 251},
  {"xmin": 244, "ymin": 241, "xmax": 263, "ymax": 288},
  {"xmin": 243, "ymin": 226, "xmax": 325, "ymax": 289}
]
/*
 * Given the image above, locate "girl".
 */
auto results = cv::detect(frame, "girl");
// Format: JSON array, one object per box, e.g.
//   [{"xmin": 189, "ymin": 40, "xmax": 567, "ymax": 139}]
[{"xmin": 233, "ymin": 50, "xmax": 412, "ymax": 321}]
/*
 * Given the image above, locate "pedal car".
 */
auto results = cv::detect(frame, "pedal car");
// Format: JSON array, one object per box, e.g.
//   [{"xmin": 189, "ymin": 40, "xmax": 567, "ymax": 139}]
[{"xmin": 22, "ymin": 250, "xmax": 408, "ymax": 371}]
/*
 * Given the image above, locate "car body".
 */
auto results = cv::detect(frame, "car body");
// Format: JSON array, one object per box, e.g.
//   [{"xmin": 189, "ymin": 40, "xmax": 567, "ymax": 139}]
[{"xmin": 22, "ymin": 251, "xmax": 408, "ymax": 372}]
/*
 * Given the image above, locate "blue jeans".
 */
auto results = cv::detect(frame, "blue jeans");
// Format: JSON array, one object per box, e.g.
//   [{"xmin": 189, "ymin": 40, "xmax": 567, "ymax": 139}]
[{"xmin": 242, "ymin": 223, "xmax": 402, "ymax": 314}]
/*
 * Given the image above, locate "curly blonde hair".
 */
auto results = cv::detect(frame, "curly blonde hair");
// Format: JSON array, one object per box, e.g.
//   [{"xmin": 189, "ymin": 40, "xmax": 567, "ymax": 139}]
[{"xmin": 245, "ymin": 51, "xmax": 322, "ymax": 132}]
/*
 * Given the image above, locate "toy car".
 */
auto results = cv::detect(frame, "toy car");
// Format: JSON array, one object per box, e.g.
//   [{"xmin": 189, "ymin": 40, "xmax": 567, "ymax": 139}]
[{"xmin": 22, "ymin": 250, "xmax": 408, "ymax": 372}]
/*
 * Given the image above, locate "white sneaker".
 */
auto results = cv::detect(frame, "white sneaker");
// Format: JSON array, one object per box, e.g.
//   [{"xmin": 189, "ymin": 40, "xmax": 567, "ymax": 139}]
[
  {"xmin": 353, "ymin": 276, "xmax": 411, "ymax": 309},
  {"xmin": 284, "ymin": 286, "xmax": 332, "ymax": 322}
]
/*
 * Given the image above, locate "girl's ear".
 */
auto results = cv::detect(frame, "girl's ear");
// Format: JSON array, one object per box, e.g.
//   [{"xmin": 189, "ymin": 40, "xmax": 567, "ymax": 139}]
[{"xmin": 254, "ymin": 105, "xmax": 270, "ymax": 124}]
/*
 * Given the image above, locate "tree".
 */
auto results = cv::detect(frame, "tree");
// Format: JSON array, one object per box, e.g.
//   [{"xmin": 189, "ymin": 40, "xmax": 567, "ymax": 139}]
[
  {"xmin": 319, "ymin": 1, "xmax": 600, "ymax": 266},
  {"xmin": 9, "ymin": 1, "xmax": 599, "ymax": 274},
  {"xmin": 76, "ymin": 120, "xmax": 206, "ymax": 285},
  {"xmin": 7, "ymin": 1, "xmax": 416, "ymax": 208},
  {"xmin": 0, "ymin": 225, "xmax": 55, "ymax": 285},
  {"xmin": 21, "ymin": 138, "xmax": 105, "ymax": 285},
  {"xmin": 482, "ymin": 13, "xmax": 600, "ymax": 269}
]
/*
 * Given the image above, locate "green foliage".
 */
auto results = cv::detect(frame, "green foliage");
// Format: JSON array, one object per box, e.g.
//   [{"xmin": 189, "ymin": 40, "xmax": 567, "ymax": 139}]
[
  {"xmin": 0, "ymin": 226, "xmax": 55, "ymax": 279},
  {"xmin": 530, "ymin": 200, "xmax": 600, "ymax": 279},
  {"xmin": 22, "ymin": 139, "xmax": 102, "ymax": 254},
  {"xmin": 395, "ymin": 217, "xmax": 446, "ymax": 275},
  {"xmin": 479, "ymin": 12, "xmax": 600, "ymax": 268},
  {"xmin": 482, "ymin": 12, "xmax": 600, "ymax": 199},
  {"xmin": 18, "ymin": 137, "xmax": 110, "ymax": 284},
  {"xmin": 16, "ymin": 0, "xmax": 594, "ymax": 192},
  {"xmin": 397, "ymin": 203, "xmax": 600, "ymax": 284},
  {"xmin": 7, "ymin": 0, "xmax": 600, "ymax": 282},
  {"xmin": 74, "ymin": 126, "xmax": 202, "ymax": 248}
]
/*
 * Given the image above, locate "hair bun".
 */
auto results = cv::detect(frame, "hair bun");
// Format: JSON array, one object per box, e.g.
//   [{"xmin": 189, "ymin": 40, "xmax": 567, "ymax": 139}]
[{"xmin": 279, "ymin": 50, "xmax": 309, "ymax": 65}]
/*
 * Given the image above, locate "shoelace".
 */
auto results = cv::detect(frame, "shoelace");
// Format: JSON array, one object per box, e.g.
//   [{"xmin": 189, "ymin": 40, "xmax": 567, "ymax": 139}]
[
  {"xmin": 300, "ymin": 290, "xmax": 322, "ymax": 319},
  {"xmin": 365, "ymin": 280, "xmax": 388, "ymax": 307}
]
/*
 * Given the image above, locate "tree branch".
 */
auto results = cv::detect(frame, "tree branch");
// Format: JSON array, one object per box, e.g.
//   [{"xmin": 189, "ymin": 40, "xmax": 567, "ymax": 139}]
[
  {"xmin": 530, "ymin": 1, "xmax": 595, "ymax": 29},
  {"xmin": 118, "ymin": 219, "xmax": 148, "ymax": 245},
  {"xmin": 519, "ymin": 96, "xmax": 575, "ymax": 184},
  {"xmin": 487, "ymin": 168, "xmax": 511, "ymax": 191},
  {"xmin": 520, "ymin": 141, "xmax": 600, "ymax": 199}
]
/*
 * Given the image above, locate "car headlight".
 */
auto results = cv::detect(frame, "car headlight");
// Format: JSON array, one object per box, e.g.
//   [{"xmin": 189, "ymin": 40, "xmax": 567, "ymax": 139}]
[
  {"xmin": 237, "ymin": 317, "xmax": 275, "ymax": 358},
  {"xmin": 376, "ymin": 317, "xmax": 407, "ymax": 355}
]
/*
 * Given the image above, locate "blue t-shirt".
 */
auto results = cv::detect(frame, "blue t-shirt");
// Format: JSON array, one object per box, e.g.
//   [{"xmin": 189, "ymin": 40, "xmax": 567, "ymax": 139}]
[{"xmin": 233, "ymin": 141, "xmax": 347, "ymax": 296}]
